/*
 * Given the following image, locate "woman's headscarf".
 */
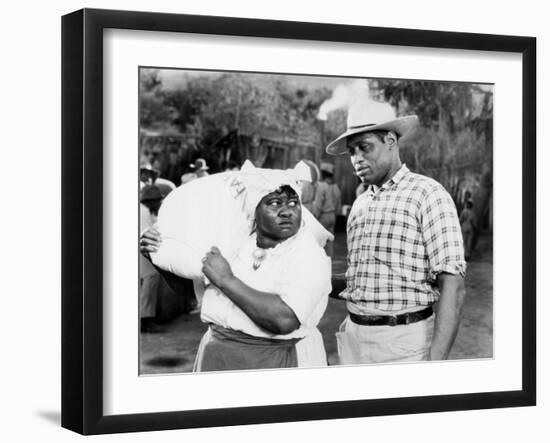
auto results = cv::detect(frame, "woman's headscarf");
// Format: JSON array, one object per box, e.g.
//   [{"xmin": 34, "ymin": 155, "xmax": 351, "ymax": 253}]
[{"xmin": 226, "ymin": 160, "xmax": 333, "ymax": 247}]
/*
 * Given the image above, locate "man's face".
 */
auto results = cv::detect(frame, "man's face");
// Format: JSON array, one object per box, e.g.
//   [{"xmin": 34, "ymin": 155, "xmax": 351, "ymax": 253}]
[
  {"xmin": 255, "ymin": 187, "xmax": 302, "ymax": 243},
  {"xmin": 346, "ymin": 131, "xmax": 395, "ymax": 186}
]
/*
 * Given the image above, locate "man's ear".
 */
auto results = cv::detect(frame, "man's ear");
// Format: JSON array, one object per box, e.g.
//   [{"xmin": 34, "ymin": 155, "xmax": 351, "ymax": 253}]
[{"xmin": 385, "ymin": 131, "xmax": 398, "ymax": 149}]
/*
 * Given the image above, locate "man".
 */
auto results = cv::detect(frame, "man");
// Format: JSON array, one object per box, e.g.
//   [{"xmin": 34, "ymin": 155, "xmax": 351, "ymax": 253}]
[
  {"xmin": 327, "ymin": 99, "xmax": 466, "ymax": 363},
  {"xmin": 312, "ymin": 162, "xmax": 342, "ymax": 257}
]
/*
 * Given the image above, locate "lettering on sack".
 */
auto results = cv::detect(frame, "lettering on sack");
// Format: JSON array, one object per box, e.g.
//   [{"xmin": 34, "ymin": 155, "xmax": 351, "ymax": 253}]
[
  {"xmin": 223, "ymin": 175, "xmax": 249, "ymax": 214},
  {"xmin": 224, "ymin": 175, "xmax": 247, "ymax": 199}
]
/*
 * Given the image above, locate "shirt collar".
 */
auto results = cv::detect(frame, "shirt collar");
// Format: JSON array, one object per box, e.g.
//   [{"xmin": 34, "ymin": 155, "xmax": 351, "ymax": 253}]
[{"xmin": 366, "ymin": 164, "xmax": 409, "ymax": 195}]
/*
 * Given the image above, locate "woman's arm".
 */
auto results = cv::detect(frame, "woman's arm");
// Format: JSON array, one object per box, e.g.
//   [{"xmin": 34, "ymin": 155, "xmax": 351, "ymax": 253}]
[
  {"xmin": 202, "ymin": 247, "xmax": 300, "ymax": 335},
  {"xmin": 219, "ymin": 277, "xmax": 300, "ymax": 335}
]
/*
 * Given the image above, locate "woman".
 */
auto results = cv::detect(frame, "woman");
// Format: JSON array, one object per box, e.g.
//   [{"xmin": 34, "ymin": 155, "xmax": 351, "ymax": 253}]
[{"xmin": 141, "ymin": 184, "xmax": 331, "ymax": 371}]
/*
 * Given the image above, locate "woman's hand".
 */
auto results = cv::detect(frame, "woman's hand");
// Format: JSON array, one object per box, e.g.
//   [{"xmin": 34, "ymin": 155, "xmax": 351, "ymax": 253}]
[
  {"xmin": 201, "ymin": 247, "xmax": 234, "ymax": 288},
  {"xmin": 140, "ymin": 227, "xmax": 161, "ymax": 259}
]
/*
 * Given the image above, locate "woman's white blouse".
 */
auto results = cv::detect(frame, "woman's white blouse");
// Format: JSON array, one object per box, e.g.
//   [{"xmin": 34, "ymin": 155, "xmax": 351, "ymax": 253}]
[{"xmin": 200, "ymin": 230, "xmax": 331, "ymax": 340}]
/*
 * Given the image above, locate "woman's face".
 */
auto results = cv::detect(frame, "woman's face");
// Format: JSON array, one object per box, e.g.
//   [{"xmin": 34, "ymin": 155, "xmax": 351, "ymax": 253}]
[{"xmin": 255, "ymin": 187, "xmax": 301, "ymax": 243}]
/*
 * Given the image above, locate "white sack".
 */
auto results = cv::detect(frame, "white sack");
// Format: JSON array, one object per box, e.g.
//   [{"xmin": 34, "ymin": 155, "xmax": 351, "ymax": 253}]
[{"xmin": 150, "ymin": 161, "xmax": 334, "ymax": 279}]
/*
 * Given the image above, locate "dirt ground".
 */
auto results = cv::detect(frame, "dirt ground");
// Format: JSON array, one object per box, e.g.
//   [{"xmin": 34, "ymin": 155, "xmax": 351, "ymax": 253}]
[{"xmin": 140, "ymin": 232, "xmax": 493, "ymax": 374}]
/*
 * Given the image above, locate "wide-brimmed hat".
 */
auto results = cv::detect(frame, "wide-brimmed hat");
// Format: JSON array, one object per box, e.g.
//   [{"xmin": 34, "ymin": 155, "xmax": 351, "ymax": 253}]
[
  {"xmin": 140, "ymin": 184, "xmax": 163, "ymax": 203},
  {"xmin": 189, "ymin": 158, "xmax": 209, "ymax": 171},
  {"xmin": 326, "ymin": 99, "xmax": 418, "ymax": 155}
]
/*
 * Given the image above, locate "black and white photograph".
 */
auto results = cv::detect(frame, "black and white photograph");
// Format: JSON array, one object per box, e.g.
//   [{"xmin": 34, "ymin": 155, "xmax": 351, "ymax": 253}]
[{"xmin": 137, "ymin": 68, "xmax": 494, "ymax": 375}]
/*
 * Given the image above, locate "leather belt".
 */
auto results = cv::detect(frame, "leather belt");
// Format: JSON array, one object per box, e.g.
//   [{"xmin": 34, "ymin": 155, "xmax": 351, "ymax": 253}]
[{"xmin": 349, "ymin": 306, "xmax": 433, "ymax": 327}]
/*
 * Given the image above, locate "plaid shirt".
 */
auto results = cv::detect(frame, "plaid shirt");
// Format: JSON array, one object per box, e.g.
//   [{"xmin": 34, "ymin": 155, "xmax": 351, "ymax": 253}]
[{"xmin": 340, "ymin": 164, "xmax": 466, "ymax": 312}]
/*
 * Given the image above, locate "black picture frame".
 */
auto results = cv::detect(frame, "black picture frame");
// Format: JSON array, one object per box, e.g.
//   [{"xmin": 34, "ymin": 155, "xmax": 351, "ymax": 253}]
[{"xmin": 61, "ymin": 8, "xmax": 536, "ymax": 435}]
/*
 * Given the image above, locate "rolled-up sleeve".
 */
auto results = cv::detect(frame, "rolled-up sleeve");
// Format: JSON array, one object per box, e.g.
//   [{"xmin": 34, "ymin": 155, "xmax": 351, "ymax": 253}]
[{"xmin": 420, "ymin": 186, "xmax": 466, "ymax": 281}]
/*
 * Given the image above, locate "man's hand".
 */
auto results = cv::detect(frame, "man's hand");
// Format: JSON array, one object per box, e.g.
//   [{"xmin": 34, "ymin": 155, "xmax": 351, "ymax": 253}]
[
  {"xmin": 201, "ymin": 247, "xmax": 234, "ymax": 288},
  {"xmin": 140, "ymin": 227, "xmax": 161, "ymax": 258}
]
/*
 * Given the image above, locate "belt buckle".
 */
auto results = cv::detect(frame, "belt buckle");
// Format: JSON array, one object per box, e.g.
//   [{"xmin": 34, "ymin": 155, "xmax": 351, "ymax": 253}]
[{"xmin": 387, "ymin": 315, "xmax": 398, "ymax": 327}]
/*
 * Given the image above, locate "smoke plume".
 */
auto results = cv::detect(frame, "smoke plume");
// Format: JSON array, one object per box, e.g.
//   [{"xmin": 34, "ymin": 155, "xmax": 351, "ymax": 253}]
[{"xmin": 317, "ymin": 79, "xmax": 370, "ymax": 120}]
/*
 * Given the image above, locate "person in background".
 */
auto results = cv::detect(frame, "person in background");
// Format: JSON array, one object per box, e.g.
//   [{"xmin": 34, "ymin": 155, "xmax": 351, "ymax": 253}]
[
  {"xmin": 180, "ymin": 158, "xmax": 210, "ymax": 185},
  {"xmin": 326, "ymin": 98, "xmax": 466, "ymax": 364},
  {"xmin": 312, "ymin": 162, "xmax": 342, "ymax": 258},
  {"xmin": 140, "ymin": 161, "xmax": 176, "ymax": 197},
  {"xmin": 299, "ymin": 159, "xmax": 320, "ymax": 215},
  {"xmin": 459, "ymin": 200, "xmax": 477, "ymax": 261},
  {"xmin": 140, "ymin": 162, "xmax": 159, "ymax": 188},
  {"xmin": 139, "ymin": 185, "xmax": 165, "ymax": 333}
]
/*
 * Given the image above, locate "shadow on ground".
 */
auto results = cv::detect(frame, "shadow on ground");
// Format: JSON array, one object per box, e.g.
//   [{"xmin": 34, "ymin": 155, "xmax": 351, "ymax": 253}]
[{"xmin": 36, "ymin": 410, "xmax": 61, "ymax": 426}]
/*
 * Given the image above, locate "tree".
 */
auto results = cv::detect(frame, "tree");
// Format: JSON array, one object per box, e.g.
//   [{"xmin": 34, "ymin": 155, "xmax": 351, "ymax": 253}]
[
  {"xmin": 139, "ymin": 69, "xmax": 172, "ymax": 129},
  {"xmin": 139, "ymin": 71, "xmax": 332, "ymax": 172},
  {"xmin": 370, "ymin": 79, "xmax": 493, "ymax": 183}
]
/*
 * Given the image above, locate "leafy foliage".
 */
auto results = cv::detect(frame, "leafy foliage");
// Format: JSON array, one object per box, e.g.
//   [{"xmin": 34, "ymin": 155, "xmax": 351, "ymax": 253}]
[
  {"xmin": 140, "ymin": 71, "xmax": 331, "ymax": 155},
  {"xmin": 370, "ymin": 79, "xmax": 493, "ymax": 189}
]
